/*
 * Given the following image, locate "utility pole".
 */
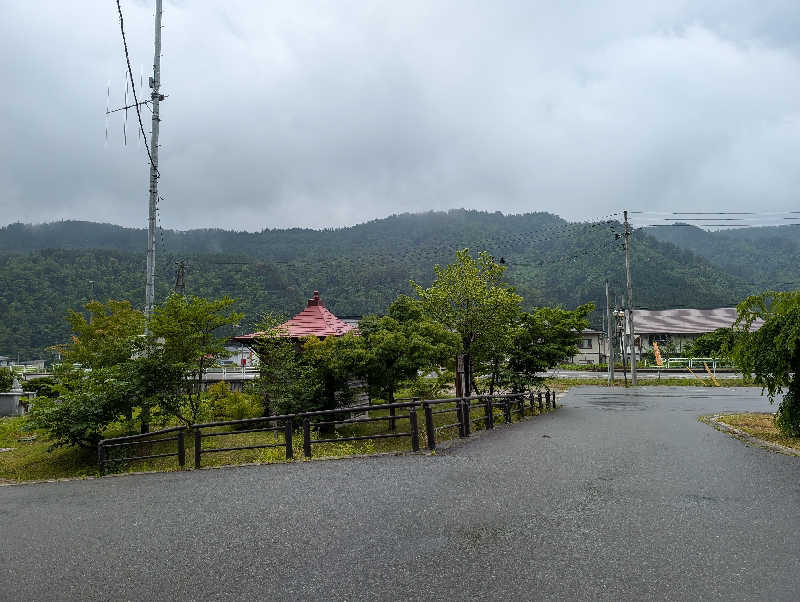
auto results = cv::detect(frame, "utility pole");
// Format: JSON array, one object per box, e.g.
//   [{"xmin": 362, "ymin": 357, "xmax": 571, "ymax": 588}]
[
  {"xmin": 174, "ymin": 260, "xmax": 185, "ymax": 295},
  {"xmin": 614, "ymin": 306, "xmax": 628, "ymax": 386},
  {"xmin": 144, "ymin": 0, "xmax": 163, "ymax": 318},
  {"xmin": 606, "ymin": 280, "xmax": 614, "ymax": 385},
  {"xmin": 623, "ymin": 210, "xmax": 637, "ymax": 385}
]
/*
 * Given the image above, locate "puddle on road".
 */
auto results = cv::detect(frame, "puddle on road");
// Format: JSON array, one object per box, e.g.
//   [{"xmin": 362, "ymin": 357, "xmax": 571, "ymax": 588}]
[{"xmin": 586, "ymin": 398, "xmax": 646, "ymax": 411}]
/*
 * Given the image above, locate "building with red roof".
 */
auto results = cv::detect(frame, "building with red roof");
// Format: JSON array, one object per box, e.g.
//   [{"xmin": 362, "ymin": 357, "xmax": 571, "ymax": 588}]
[{"xmin": 233, "ymin": 291, "xmax": 355, "ymax": 345}]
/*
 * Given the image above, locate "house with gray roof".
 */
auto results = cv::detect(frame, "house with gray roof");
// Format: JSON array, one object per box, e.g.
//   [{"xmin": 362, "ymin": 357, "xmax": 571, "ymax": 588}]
[{"xmin": 627, "ymin": 307, "xmax": 762, "ymax": 355}]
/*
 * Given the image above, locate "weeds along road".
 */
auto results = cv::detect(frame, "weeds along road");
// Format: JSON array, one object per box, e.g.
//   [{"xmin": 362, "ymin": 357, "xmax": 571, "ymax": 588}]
[{"xmin": 1, "ymin": 387, "xmax": 798, "ymax": 601}]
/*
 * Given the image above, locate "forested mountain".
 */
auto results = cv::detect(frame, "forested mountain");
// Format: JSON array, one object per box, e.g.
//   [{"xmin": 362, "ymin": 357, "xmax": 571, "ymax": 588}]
[
  {"xmin": 645, "ymin": 224, "xmax": 800, "ymax": 290},
  {"xmin": 1, "ymin": 210, "xmax": 793, "ymax": 360}
]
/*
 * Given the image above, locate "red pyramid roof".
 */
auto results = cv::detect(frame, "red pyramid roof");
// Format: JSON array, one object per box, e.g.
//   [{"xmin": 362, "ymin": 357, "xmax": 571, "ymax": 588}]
[{"xmin": 233, "ymin": 291, "xmax": 355, "ymax": 343}]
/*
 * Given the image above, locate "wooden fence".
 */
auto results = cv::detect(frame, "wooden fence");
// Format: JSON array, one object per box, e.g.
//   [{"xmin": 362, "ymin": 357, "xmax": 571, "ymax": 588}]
[{"xmin": 98, "ymin": 390, "xmax": 558, "ymax": 475}]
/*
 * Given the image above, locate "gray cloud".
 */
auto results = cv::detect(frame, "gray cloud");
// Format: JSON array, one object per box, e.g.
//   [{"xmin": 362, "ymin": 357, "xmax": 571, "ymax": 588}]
[{"xmin": 1, "ymin": 1, "xmax": 799, "ymax": 231}]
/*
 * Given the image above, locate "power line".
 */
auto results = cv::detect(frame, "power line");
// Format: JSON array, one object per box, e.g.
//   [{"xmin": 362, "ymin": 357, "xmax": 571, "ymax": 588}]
[{"xmin": 115, "ymin": 0, "xmax": 158, "ymax": 176}]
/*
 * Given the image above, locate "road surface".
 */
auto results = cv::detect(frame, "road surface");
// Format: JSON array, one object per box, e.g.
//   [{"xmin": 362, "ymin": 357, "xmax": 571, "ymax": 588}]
[{"xmin": 1, "ymin": 387, "xmax": 798, "ymax": 600}]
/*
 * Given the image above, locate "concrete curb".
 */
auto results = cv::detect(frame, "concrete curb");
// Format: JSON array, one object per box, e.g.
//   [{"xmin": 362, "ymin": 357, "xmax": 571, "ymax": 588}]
[{"xmin": 700, "ymin": 413, "xmax": 800, "ymax": 457}]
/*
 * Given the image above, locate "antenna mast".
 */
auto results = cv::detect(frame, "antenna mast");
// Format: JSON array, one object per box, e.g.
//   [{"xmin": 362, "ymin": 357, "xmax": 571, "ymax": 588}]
[{"xmin": 144, "ymin": 0, "xmax": 163, "ymax": 318}]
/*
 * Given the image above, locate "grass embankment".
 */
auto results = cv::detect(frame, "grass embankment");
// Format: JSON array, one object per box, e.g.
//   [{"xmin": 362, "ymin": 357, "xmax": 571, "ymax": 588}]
[
  {"xmin": 714, "ymin": 413, "xmax": 800, "ymax": 453},
  {"xmin": 0, "ymin": 398, "xmax": 554, "ymax": 483}
]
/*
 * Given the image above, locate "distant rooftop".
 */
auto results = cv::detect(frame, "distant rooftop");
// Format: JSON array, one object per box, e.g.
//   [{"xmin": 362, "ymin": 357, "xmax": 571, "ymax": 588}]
[
  {"xmin": 631, "ymin": 307, "xmax": 762, "ymax": 334},
  {"xmin": 233, "ymin": 291, "xmax": 355, "ymax": 343}
]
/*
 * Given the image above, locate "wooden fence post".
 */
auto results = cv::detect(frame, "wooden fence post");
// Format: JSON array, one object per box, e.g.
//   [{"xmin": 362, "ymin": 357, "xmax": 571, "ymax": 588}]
[
  {"xmin": 538, "ymin": 392, "xmax": 543, "ymax": 411},
  {"xmin": 303, "ymin": 418, "xmax": 312, "ymax": 458},
  {"xmin": 462, "ymin": 399, "xmax": 471, "ymax": 436},
  {"xmin": 409, "ymin": 408, "xmax": 419, "ymax": 452},
  {"xmin": 545, "ymin": 391, "xmax": 551, "ymax": 409},
  {"xmin": 98, "ymin": 444, "xmax": 106, "ymax": 476},
  {"xmin": 285, "ymin": 419, "xmax": 293, "ymax": 459},
  {"xmin": 424, "ymin": 402, "xmax": 436, "ymax": 451},
  {"xmin": 457, "ymin": 400, "xmax": 465, "ymax": 438},
  {"xmin": 503, "ymin": 399, "xmax": 512, "ymax": 423},
  {"xmin": 551, "ymin": 391, "xmax": 557, "ymax": 408},
  {"xmin": 529, "ymin": 391, "xmax": 536, "ymax": 414},
  {"xmin": 194, "ymin": 429, "xmax": 202, "ymax": 469},
  {"xmin": 485, "ymin": 397, "xmax": 494, "ymax": 429},
  {"xmin": 177, "ymin": 430, "xmax": 185, "ymax": 468},
  {"xmin": 389, "ymin": 406, "xmax": 397, "ymax": 431},
  {"xmin": 517, "ymin": 396, "xmax": 525, "ymax": 420}
]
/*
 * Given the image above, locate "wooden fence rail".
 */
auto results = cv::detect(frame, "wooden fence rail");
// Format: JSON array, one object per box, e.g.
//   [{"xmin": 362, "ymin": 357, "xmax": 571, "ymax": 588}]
[{"xmin": 98, "ymin": 390, "xmax": 558, "ymax": 475}]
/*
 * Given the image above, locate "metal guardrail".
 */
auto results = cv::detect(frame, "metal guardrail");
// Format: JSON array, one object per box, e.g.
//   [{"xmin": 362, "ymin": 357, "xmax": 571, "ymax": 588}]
[{"xmin": 98, "ymin": 390, "xmax": 559, "ymax": 475}]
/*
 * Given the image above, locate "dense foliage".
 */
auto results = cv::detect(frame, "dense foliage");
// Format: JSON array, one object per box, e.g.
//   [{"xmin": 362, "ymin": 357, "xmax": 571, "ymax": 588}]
[
  {"xmin": 732, "ymin": 291, "xmax": 800, "ymax": 436},
  {"xmin": 683, "ymin": 328, "xmax": 737, "ymax": 359},
  {"xmin": 27, "ymin": 297, "xmax": 243, "ymax": 447},
  {"xmin": 0, "ymin": 367, "xmax": 13, "ymax": 392},
  {"xmin": 356, "ymin": 296, "xmax": 460, "ymax": 402},
  {"xmin": 508, "ymin": 304, "xmax": 594, "ymax": 391},
  {"xmin": 2, "ymin": 210, "xmax": 777, "ymax": 360}
]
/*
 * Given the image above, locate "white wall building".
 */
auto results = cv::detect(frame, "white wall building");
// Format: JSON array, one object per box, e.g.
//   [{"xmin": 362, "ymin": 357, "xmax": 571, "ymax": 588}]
[{"xmin": 571, "ymin": 329, "xmax": 606, "ymax": 365}]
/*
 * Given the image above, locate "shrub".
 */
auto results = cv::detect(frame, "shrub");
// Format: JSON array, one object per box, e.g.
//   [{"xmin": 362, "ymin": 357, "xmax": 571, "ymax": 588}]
[
  {"xmin": 24, "ymin": 376, "xmax": 58, "ymax": 398},
  {"xmin": 203, "ymin": 381, "xmax": 264, "ymax": 424},
  {"xmin": 0, "ymin": 368, "xmax": 13, "ymax": 392}
]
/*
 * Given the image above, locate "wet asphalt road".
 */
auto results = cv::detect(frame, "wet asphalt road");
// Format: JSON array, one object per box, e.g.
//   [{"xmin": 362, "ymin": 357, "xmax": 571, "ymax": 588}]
[{"xmin": 1, "ymin": 387, "xmax": 799, "ymax": 601}]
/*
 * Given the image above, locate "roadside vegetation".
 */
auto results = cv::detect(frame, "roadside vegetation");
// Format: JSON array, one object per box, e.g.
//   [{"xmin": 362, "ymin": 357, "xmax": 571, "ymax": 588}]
[
  {"xmin": 1, "ymin": 382, "xmax": 555, "ymax": 481},
  {"xmin": 714, "ymin": 413, "xmax": 800, "ymax": 453},
  {"xmin": 3, "ymin": 250, "xmax": 580, "ymax": 482}
]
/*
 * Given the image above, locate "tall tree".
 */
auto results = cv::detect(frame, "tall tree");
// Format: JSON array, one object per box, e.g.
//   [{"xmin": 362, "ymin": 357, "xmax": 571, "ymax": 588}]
[
  {"xmin": 149, "ymin": 293, "xmax": 244, "ymax": 423},
  {"xmin": 412, "ymin": 250, "xmax": 522, "ymax": 393},
  {"xmin": 250, "ymin": 313, "xmax": 320, "ymax": 416},
  {"xmin": 301, "ymin": 332, "xmax": 363, "ymax": 412},
  {"xmin": 357, "ymin": 295, "xmax": 460, "ymax": 403},
  {"xmin": 508, "ymin": 304, "xmax": 594, "ymax": 391},
  {"xmin": 56, "ymin": 300, "xmax": 145, "ymax": 369},
  {"xmin": 732, "ymin": 290, "xmax": 800, "ymax": 436}
]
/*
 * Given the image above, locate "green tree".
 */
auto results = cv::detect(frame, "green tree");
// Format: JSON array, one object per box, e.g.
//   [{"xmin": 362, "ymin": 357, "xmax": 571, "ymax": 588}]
[
  {"xmin": 357, "ymin": 296, "xmax": 460, "ymax": 403},
  {"xmin": 250, "ymin": 313, "xmax": 320, "ymax": 416},
  {"xmin": 28, "ymin": 300, "xmax": 147, "ymax": 447},
  {"xmin": 302, "ymin": 332, "xmax": 363, "ymax": 412},
  {"xmin": 732, "ymin": 290, "xmax": 800, "ymax": 436},
  {"xmin": 412, "ymin": 250, "xmax": 522, "ymax": 393},
  {"xmin": 0, "ymin": 367, "xmax": 13, "ymax": 392},
  {"xmin": 508, "ymin": 304, "xmax": 594, "ymax": 391},
  {"xmin": 56, "ymin": 300, "xmax": 145, "ymax": 369},
  {"xmin": 149, "ymin": 293, "xmax": 244, "ymax": 423},
  {"xmin": 685, "ymin": 328, "xmax": 736, "ymax": 358},
  {"xmin": 28, "ymin": 363, "xmax": 139, "ymax": 448}
]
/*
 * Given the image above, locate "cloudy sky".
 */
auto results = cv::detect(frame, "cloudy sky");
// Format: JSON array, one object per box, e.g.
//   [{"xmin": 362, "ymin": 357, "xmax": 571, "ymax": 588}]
[{"xmin": 1, "ymin": 1, "xmax": 799, "ymax": 231}]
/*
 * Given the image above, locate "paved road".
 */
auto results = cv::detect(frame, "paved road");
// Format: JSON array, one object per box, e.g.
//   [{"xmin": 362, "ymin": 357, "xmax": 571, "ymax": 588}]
[{"xmin": 2, "ymin": 387, "xmax": 799, "ymax": 601}]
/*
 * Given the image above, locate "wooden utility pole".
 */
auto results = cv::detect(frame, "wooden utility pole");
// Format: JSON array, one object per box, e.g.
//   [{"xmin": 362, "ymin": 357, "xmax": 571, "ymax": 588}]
[
  {"xmin": 606, "ymin": 279, "xmax": 614, "ymax": 385},
  {"xmin": 623, "ymin": 210, "xmax": 637, "ymax": 385}
]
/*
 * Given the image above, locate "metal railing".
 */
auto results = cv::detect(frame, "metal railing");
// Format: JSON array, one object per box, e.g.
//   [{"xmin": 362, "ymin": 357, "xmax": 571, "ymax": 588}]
[{"xmin": 98, "ymin": 390, "xmax": 559, "ymax": 475}]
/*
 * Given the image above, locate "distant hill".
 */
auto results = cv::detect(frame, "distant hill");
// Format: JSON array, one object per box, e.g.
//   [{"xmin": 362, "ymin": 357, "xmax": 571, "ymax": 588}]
[
  {"xmin": 645, "ymin": 224, "xmax": 800, "ymax": 290},
  {"xmin": 2, "ymin": 209, "xmax": 793, "ymax": 360}
]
